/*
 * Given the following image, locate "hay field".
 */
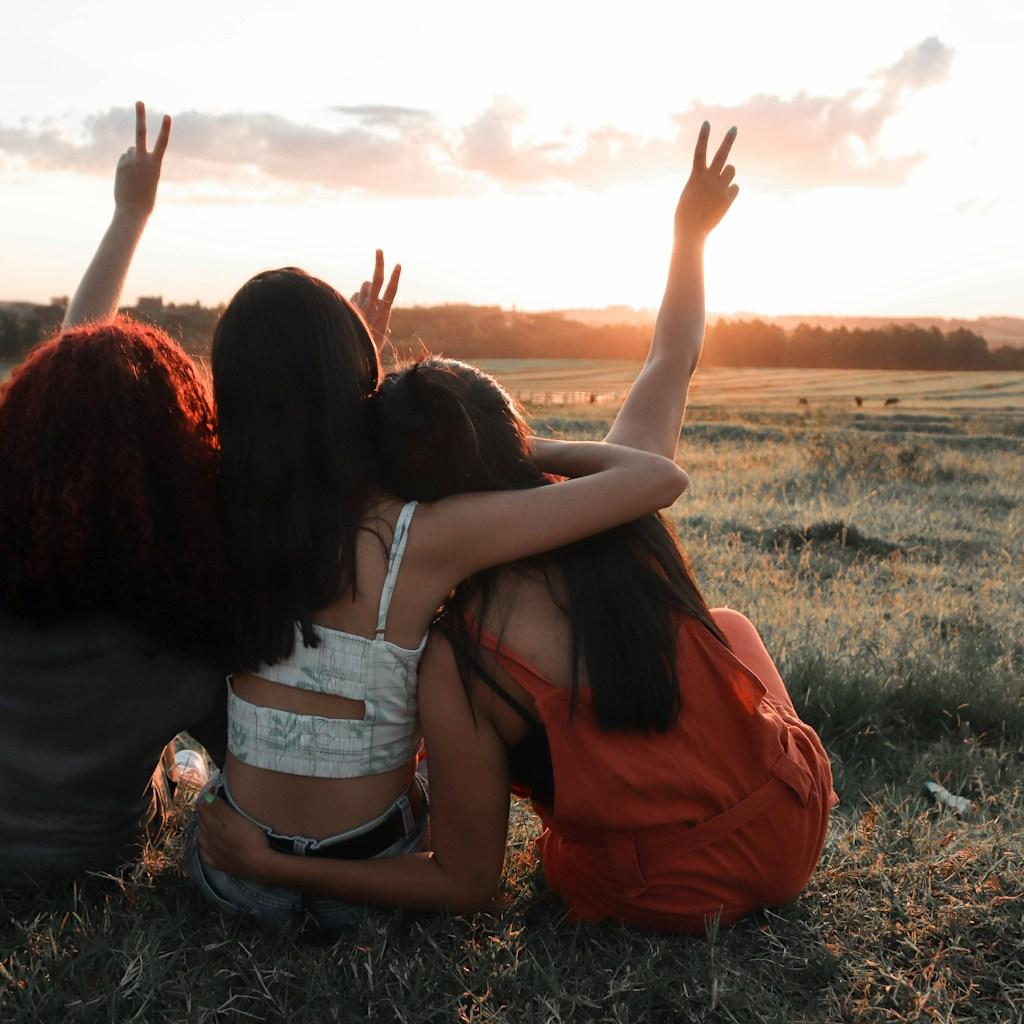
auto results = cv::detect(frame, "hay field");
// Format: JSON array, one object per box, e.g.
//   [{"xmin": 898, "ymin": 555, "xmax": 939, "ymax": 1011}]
[
  {"xmin": 475, "ymin": 360, "xmax": 1024, "ymax": 413},
  {"xmin": 2, "ymin": 386, "xmax": 1023, "ymax": 1023}
]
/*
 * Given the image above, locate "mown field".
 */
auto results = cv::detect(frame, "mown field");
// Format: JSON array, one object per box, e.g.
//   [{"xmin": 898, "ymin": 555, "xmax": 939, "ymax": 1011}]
[
  {"xmin": 2, "ymin": 370, "xmax": 1023, "ymax": 1023},
  {"xmin": 476, "ymin": 361, "xmax": 1024, "ymax": 413}
]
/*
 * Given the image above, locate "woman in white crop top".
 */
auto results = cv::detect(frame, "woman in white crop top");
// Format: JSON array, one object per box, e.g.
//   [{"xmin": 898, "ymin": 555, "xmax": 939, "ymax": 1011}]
[
  {"xmin": 178, "ymin": 253, "xmax": 689, "ymax": 929},
  {"xmin": 60, "ymin": 108, "xmax": 685, "ymax": 929}
]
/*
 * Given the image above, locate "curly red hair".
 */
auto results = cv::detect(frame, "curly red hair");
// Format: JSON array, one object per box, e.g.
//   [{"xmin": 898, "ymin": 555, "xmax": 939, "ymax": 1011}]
[{"xmin": 0, "ymin": 318, "xmax": 229, "ymax": 657}]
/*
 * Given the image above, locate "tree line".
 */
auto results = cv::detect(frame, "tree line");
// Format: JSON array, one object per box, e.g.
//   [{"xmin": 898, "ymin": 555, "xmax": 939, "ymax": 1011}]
[{"xmin": 3, "ymin": 299, "xmax": 1023, "ymax": 371}]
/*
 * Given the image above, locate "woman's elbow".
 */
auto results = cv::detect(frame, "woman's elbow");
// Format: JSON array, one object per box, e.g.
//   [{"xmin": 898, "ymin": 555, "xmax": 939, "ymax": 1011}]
[
  {"xmin": 449, "ymin": 871, "xmax": 501, "ymax": 914},
  {"xmin": 657, "ymin": 461, "xmax": 689, "ymax": 507}
]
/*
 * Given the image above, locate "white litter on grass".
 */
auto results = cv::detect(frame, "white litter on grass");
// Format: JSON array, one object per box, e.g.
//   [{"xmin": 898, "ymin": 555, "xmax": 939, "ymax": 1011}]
[
  {"xmin": 174, "ymin": 748, "xmax": 209, "ymax": 791},
  {"xmin": 922, "ymin": 781, "xmax": 973, "ymax": 817}
]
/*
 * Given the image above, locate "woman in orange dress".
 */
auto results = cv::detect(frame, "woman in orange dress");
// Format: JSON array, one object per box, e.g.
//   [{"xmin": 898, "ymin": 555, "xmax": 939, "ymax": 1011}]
[{"xmin": 199, "ymin": 123, "xmax": 836, "ymax": 932}]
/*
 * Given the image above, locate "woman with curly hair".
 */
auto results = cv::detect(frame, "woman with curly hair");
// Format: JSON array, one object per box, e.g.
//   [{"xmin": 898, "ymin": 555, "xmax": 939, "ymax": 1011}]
[{"xmin": 0, "ymin": 104, "xmax": 231, "ymax": 882}]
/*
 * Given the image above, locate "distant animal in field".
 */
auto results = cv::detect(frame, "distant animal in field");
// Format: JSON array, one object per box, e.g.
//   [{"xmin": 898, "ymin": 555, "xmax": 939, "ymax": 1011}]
[
  {"xmin": 884, "ymin": 397, "xmax": 900, "ymax": 407},
  {"xmin": 798, "ymin": 397, "xmax": 809, "ymax": 407},
  {"xmin": 854, "ymin": 396, "xmax": 864, "ymax": 407}
]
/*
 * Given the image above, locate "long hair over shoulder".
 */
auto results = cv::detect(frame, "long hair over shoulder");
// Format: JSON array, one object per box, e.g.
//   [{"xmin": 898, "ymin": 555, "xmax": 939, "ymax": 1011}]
[
  {"xmin": 370, "ymin": 356, "xmax": 727, "ymax": 733},
  {"xmin": 0, "ymin": 318, "xmax": 229, "ymax": 657},
  {"xmin": 211, "ymin": 267, "xmax": 381, "ymax": 671}
]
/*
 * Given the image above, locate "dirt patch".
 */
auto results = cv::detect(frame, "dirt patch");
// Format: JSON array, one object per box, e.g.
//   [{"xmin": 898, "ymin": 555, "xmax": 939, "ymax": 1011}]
[{"xmin": 682, "ymin": 516, "xmax": 904, "ymax": 560}]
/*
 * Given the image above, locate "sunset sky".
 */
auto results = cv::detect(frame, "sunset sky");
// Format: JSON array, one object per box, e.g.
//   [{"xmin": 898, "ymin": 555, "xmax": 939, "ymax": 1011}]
[{"xmin": 1, "ymin": 1, "xmax": 1021, "ymax": 316}]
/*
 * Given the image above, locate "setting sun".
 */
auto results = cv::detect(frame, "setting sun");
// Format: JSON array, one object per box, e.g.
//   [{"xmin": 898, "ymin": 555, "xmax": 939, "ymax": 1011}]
[{"xmin": 1, "ymin": 0, "xmax": 1021, "ymax": 317}]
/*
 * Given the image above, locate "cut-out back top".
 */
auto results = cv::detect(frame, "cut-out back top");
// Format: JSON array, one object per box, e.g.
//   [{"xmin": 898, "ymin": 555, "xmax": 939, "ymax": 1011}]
[{"xmin": 227, "ymin": 501, "xmax": 425, "ymax": 778}]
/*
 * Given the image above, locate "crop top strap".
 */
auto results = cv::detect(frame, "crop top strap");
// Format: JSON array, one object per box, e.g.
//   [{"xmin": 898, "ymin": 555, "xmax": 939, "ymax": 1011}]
[{"xmin": 375, "ymin": 501, "xmax": 418, "ymax": 640}]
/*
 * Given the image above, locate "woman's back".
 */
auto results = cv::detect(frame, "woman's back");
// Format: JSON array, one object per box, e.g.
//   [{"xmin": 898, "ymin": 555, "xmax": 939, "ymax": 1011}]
[
  {"xmin": 0, "ymin": 315, "xmax": 230, "ymax": 882},
  {"xmin": 0, "ymin": 612, "xmax": 224, "ymax": 882},
  {"xmin": 225, "ymin": 498, "xmax": 430, "ymax": 837},
  {"xmin": 471, "ymin": 581, "xmax": 834, "ymax": 931}
]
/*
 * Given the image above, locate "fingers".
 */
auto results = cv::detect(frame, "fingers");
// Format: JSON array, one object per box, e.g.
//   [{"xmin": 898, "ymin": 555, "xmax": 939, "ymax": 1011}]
[
  {"xmin": 727, "ymin": 184, "xmax": 740, "ymax": 204},
  {"xmin": 721, "ymin": 164, "xmax": 736, "ymax": 187},
  {"xmin": 135, "ymin": 100, "xmax": 147, "ymax": 152},
  {"xmin": 153, "ymin": 114, "xmax": 171, "ymax": 161},
  {"xmin": 359, "ymin": 281, "xmax": 371, "ymax": 307},
  {"xmin": 382, "ymin": 263, "xmax": 401, "ymax": 305},
  {"xmin": 371, "ymin": 249, "xmax": 385, "ymax": 300},
  {"xmin": 709, "ymin": 126, "xmax": 737, "ymax": 174},
  {"xmin": 693, "ymin": 120, "xmax": 710, "ymax": 170}
]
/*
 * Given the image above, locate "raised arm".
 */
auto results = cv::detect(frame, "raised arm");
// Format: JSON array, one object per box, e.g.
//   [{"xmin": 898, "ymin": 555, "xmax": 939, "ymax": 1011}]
[
  {"xmin": 415, "ymin": 435, "xmax": 688, "ymax": 591},
  {"xmin": 198, "ymin": 632, "xmax": 510, "ymax": 913},
  {"xmin": 604, "ymin": 122, "xmax": 739, "ymax": 458},
  {"xmin": 63, "ymin": 101, "xmax": 171, "ymax": 330}
]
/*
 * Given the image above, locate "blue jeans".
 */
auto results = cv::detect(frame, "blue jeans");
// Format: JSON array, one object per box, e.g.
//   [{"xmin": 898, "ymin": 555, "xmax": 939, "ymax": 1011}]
[{"xmin": 184, "ymin": 772, "xmax": 428, "ymax": 932}]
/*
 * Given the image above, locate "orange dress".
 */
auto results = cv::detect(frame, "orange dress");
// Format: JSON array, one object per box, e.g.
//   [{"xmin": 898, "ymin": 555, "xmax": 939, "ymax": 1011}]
[{"xmin": 478, "ymin": 616, "xmax": 836, "ymax": 934}]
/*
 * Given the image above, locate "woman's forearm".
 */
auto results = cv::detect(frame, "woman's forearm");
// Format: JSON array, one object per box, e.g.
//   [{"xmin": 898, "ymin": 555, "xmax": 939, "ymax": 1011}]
[
  {"xmin": 530, "ymin": 435, "xmax": 682, "ymax": 481},
  {"xmin": 254, "ymin": 848, "xmax": 497, "ymax": 914},
  {"xmin": 656, "ymin": 236, "xmax": 706, "ymax": 378},
  {"xmin": 63, "ymin": 209, "xmax": 149, "ymax": 329},
  {"xmin": 605, "ymin": 123, "xmax": 738, "ymax": 458},
  {"xmin": 605, "ymin": 235, "xmax": 705, "ymax": 458}
]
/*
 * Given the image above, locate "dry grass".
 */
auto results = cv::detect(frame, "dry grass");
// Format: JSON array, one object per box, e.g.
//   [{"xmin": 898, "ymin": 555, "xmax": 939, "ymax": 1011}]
[
  {"xmin": 475, "ymin": 362, "xmax": 1024, "ymax": 414},
  {"xmin": 3, "ymin": 399, "xmax": 1022, "ymax": 1023}
]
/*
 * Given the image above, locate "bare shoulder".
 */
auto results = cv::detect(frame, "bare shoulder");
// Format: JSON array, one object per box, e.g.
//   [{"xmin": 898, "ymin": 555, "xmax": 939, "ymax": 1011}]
[{"xmin": 478, "ymin": 566, "xmax": 575, "ymax": 689}]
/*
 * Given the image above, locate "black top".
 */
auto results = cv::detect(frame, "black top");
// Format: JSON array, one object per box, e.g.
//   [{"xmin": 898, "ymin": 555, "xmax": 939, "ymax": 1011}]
[{"xmin": 0, "ymin": 612, "xmax": 226, "ymax": 883}]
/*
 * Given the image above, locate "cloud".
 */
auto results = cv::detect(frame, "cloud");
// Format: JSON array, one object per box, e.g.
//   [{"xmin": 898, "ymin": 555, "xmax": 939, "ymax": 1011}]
[
  {"xmin": 0, "ymin": 39, "xmax": 952, "ymax": 199},
  {"xmin": 332, "ymin": 105, "xmax": 434, "ymax": 126},
  {"xmin": 690, "ymin": 36, "xmax": 954, "ymax": 188},
  {"xmin": 0, "ymin": 106, "xmax": 471, "ymax": 199},
  {"xmin": 459, "ymin": 37, "xmax": 953, "ymax": 190}
]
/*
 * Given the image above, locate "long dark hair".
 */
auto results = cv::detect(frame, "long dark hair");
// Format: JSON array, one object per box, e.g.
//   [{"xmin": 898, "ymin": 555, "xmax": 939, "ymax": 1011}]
[
  {"xmin": 0, "ymin": 318, "xmax": 229, "ymax": 658},
  {"xmin": 211, "ymin": 268, "xmax": 381, "ymax": 670},
  {"xmin": 371, "ymin": 356, "xmax": 727, "ymax": 733}
]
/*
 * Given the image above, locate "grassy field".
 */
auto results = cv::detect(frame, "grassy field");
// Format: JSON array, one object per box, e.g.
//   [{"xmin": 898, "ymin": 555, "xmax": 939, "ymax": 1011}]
[
  {"xmin": 2, "ymin": 380, "xmax": 1023, "ymax": 1023},
  {"xmin": 476, "ymin": 361, "xmax": 1024, "ymax": 414}
]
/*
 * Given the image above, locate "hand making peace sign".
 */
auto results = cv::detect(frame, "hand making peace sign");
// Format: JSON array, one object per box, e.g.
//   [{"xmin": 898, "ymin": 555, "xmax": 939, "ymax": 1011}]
[
  {"xmin": 352, "ymin": 249, "xmax": 401, "ymax": 344},
  {"xmin": 674, "ymin": 122, "xmax": 739, "ymax": 242},
  {"xmin": 114, "ymin": 100, "xmax": 171, "ymax": 219}
]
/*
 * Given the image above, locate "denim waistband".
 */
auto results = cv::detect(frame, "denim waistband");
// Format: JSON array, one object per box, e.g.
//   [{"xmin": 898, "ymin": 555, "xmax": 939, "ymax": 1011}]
[{"xmin": 214, "ymin": 773, "xmax": 422, "ymax": 857}]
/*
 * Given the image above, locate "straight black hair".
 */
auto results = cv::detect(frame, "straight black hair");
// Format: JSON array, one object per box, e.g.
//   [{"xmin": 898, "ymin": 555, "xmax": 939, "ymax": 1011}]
[
  {"xmin": 212, "ymin": 268, "xmax": 381, "ymax": 670},
  {"xmin": 371, "ymin": 356, "xmax": 727, "ymax": 733}
]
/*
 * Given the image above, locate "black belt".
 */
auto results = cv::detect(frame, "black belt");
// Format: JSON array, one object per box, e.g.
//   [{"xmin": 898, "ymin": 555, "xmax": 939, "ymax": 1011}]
[{"xmin": 265, "ymin": 796, "xmax": 410, "ymax": 860}]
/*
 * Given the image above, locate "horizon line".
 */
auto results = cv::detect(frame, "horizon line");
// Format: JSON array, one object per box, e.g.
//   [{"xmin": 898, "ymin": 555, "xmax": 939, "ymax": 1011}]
[{"xmin": 2, "ymin": 296, "xmax": 1022, "ymax": 324}]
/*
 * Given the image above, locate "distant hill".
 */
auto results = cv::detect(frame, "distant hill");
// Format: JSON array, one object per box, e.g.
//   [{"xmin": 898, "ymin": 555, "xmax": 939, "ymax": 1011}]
[
  {"xmin": 3, "ymin": 299, "xmax": 1023, "ymax": 370},
  {"xmin": 556, "ymin": 307, "xmax": 1024, "ymax": 349},
  {"xmin": 735, "ymin": 315, "xmax": 1024, "ymax": 349}
]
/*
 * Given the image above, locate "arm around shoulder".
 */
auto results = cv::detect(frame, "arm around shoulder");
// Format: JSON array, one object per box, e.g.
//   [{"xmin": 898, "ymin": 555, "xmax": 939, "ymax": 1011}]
[{"xmin": 416, "ymin": 437, "xmax": 687, "ymax": 589}]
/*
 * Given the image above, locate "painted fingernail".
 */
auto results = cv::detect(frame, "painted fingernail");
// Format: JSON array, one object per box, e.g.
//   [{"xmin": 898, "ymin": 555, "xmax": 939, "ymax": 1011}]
[
  {"xmin": 702, "ymin": 120, "xmax": 710, "ymax": 131},
  {"xmin": 729, "ymin": 126, "xmax": 737, "ymax": 134},
  {"xmin": 202, "ymin": 791, "xmax": 217, "ymax": 805}
]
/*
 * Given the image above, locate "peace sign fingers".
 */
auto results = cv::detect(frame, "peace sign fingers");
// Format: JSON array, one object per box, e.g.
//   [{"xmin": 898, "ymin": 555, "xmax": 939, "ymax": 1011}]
[
  {"xmin": 676, "ymin": 122, "xmax": 740, "ymax": 241},
  {"xmin": 692, "ymin": 120, "xmax": 711, "ymax": 170},
  {"xmin": 114, "ymin": 100, "xmax": 172, "ymax": 219},
  {"xmin": 371, "ymin": 249, "xmax": 386, "ymax": 302},
  {"xmin": 382, "ymin": 262, "xmax": 401, "ymax": 306},
  {"xmin": 709, "ymin": 126, "xmax": 737, "ymax": 175},
  {"xmin": 352, "ymin": 250, "xmax": 402, "ymax": 344},
  {"xmin": 153, "ymin": 113, "xmax": 171, "ymax": 162},
  {"xmin": 135, "ymin": 100, "xmax": 148, "ymax": 152}
]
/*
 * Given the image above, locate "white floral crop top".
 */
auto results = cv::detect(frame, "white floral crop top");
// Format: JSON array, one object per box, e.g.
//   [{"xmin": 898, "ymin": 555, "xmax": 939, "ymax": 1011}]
[{"xmin": 227, "ymin": 502, "xmax": 426, "ymax": 778}]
